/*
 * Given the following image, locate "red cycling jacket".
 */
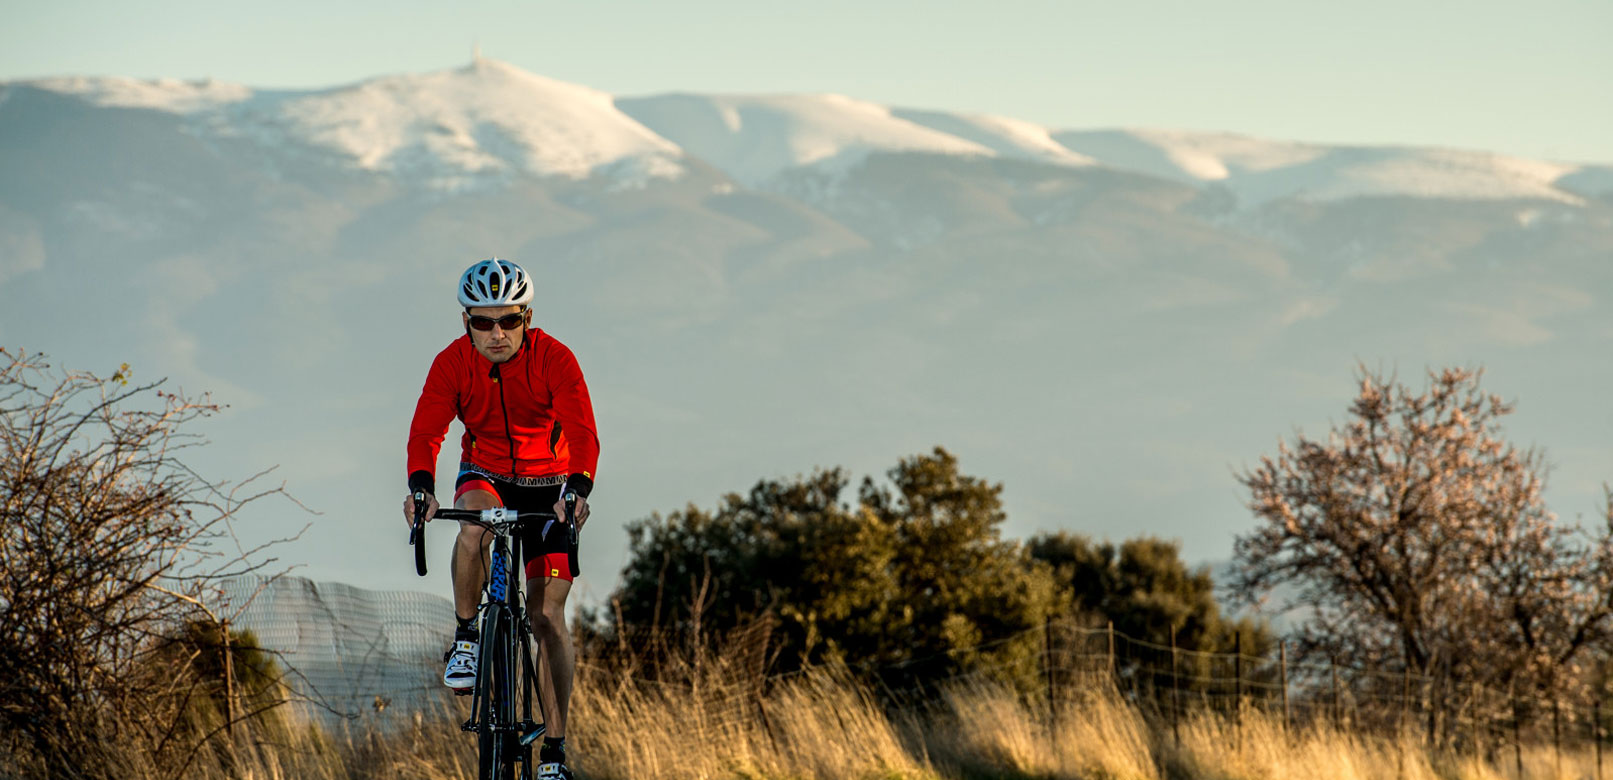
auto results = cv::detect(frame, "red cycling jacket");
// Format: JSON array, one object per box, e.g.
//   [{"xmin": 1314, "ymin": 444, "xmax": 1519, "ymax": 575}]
[{"xmin": 406, "ymin": 327, "xmax": 599, "ymax": 498}]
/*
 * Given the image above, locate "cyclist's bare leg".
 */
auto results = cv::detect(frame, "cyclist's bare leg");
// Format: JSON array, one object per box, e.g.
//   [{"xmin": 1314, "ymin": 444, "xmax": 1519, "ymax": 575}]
[
  {"xmin": 527, "ymin": 576, "xmax": 573, "ymax": 738},
  {"xmin": 451, "ymin": 489, "xmax": 499, "ymax": 621}
]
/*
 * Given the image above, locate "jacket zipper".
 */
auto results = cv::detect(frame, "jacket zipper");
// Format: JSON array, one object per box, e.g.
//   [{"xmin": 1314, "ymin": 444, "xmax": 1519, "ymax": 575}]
[{"xmin": 492, "ymin": 363, "xmax": 518, "ymax": 471}]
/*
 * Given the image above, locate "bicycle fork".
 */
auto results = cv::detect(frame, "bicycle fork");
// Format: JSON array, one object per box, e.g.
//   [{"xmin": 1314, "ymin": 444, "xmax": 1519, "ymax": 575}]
[{"xmin": 465, "ymin": 539, "xmax": 514, "ymax": 734}]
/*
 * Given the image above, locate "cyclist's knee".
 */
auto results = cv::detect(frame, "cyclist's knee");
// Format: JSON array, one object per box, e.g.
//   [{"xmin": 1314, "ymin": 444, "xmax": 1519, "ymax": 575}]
[
  {"xmin": 527, "ymin": 585, "xmax": 568, "ymax": 630},
  {"xmin": 454, "ymin": 522, "xmax": 491, "ymax": 551},
  {"xmin": 452, "ymin": 490, "xmax": 498, "ymax": 551},
  {"xmin": 529, "ymin": 605, "xmax": 563, "ymax": 638},
  {"xmin": 455, "ymin": 488, "xmax": 500, "ymax": 511},
  {"xmin": 530, "ymin": 606, "xmax": 554, "ymax": 629}
]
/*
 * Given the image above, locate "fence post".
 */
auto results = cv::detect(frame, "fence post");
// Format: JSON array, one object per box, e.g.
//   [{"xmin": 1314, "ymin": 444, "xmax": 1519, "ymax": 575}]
[
  {"xmin": 1043, "ymin": 614, "xmax": 1057, "ymax": 726},
  {"xmin": 1401, "ymin": 663, "xmax": 1411, "ymax": 742},
  {"xmin": 1279, "ymin": 641, "xmax": 1290, "ymax": 737},
  {"xmin": 1107, "ymin": 620, "xmax": 1116, "ymax": 689},
  {"xmin": 1398, "ymin": 662, "xmax": 1409, "ymax": 778},
  {"xmin": 1596, "ymin": 697, "xmax": 1603, "ymax": 780},
  {"xmin": 221, "ymin": 617, "xmax": 236, "ymax": 737},
  {"xmin": 1170, "ymin": 626, "xmax": 1181, "ymax": 749},
  {"xmin": 1330, "ymin": 655, "xmax": 1341, "ymax": 730},
  {"xmin": 756, "ymin": 693, "xmax": 778, "ymax": 749},
  {"xmin": 1553, "ymin": 697, "xmax": 1562, "ymax": 779},
  {"xmin": 1425, "ymin": 665, "xmax": 1436, "ymax": 748},
  {"xmin": 1233, "ymin": 631, "xmax": 1243, "ymax": 752},
  {"xmin": 1513, "ymin": 691, "xmax": 1523, "ymax": 780}
]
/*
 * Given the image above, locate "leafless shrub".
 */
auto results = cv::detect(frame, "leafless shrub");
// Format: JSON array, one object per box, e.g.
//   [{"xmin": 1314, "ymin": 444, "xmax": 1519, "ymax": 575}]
[{"xmin": 0, "ymin": 348, "xmax": 304, "ymax": 779}]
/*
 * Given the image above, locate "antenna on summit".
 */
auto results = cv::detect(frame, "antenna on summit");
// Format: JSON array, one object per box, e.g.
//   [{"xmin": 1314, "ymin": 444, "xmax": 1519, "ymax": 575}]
[{"xmin": 472, "ymin": 40, "xmax": 484, "ymax": 67}]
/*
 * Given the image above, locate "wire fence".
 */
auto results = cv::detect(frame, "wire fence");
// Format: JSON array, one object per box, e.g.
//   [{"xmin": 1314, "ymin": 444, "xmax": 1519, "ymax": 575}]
[{"xmin": 1039, "ymin": 619, "xmax": 1604, "ymax": 769}]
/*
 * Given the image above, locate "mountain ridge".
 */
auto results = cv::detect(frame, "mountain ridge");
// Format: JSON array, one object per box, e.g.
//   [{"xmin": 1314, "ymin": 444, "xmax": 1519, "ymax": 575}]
[{"xmin": 9, "ymin": 59, "xmax": 1607, "ymax": 206}]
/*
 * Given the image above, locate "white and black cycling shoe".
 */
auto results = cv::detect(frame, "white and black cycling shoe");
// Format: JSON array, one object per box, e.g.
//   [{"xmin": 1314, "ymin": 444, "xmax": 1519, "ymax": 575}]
[
  {"xmin": 443, "ymin": 639, "xmax": 477, "ymax": 693},
  {"xmin": 536, "ymin": 762, "xmax": 573, "ymax": 780}
]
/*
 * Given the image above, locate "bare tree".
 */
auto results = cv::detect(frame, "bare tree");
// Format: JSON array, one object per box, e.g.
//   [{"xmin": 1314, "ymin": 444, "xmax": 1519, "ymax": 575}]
[
  {"xmin": 1231, "ymin": 365, "xmax": 1613, "ymax": 703},
  {"xmin": 0, "ymin": 348, "xmax": 302, "ymax": 778}
]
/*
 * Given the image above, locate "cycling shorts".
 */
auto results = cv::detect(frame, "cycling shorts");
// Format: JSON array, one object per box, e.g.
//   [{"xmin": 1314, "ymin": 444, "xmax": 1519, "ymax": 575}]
[{"xmin": 454, "ymin": 463, "xmax": 579, "ymax": 582}]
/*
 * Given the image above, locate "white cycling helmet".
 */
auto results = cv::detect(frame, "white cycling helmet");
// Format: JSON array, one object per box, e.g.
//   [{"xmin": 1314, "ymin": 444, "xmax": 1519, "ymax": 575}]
[{"xmin": 458, "ymin": 258, "xmax": 534, "ymax": 308}]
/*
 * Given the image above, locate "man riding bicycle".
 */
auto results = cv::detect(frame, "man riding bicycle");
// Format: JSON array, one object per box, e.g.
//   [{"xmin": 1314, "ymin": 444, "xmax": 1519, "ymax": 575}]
[{"xmin": 403, "ymin": 257, "xmax": 599, "ymax": 780}]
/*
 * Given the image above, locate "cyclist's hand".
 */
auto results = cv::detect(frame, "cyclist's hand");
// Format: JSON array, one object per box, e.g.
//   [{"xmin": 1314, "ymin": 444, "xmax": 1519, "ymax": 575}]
[
  {"xmin": 554, "ymin": 494, "xmax": 590, "ymax": 534},
  {"xmin": 403, "ymin": 491, "xmax": 440, "ymax": 529}
]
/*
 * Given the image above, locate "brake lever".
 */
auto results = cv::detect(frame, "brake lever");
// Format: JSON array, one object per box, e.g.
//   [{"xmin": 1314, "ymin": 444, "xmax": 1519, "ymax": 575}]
[
  {"xmin": 411, "ymin": 491, "xmax": 429, "ymax": 576},
  {"xmin": 562, "ymin": 490, "xmax": 578, "ymax": 547}
]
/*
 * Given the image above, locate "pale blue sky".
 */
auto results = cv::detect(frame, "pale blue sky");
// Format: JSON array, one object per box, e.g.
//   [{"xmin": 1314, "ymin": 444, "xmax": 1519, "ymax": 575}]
[{"xmin": 3, "ymin": 0, "xmax": 1609, "ymax": 162}]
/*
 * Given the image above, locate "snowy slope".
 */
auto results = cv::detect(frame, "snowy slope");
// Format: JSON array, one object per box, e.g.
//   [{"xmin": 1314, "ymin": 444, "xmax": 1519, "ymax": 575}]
[
  {"xmin": 1054, "ymin": 128, "xmax": 1584, "ymax": 206},
  {"xmin": 889, "ymin": 108, "xmax": 1094, "ymax": 168},
  {"xmin": 26, "ymin": 74, "xmax": 254, "ymax": 112},
  {"xmin": 615, "ymin": 93, "xmax": 995, "ymax": 186},
  {"xmin": 24, "ymin": 60, "xmax": 686, "ymax": 187},
  {"xmin": 1556, "ymin": 165, "xmax": 1613, "ymax": 199},
  {"xmin": 254, "ymin": 59, "xmax": 684, "ymax": 185},
  {"xmin": 613, "ymin": 91, "xmax": 1592, "ymax": 204}
]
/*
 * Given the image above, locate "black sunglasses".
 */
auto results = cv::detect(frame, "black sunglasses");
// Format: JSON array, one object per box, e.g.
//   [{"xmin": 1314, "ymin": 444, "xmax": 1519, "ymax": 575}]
[{"xmin": 467, "ymin": 311, "xmax": 528, "ymax": 332}]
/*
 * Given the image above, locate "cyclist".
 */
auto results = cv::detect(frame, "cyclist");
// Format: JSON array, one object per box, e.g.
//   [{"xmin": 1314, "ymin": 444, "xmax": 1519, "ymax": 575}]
[{"xmin": 402, "ymin": 257, "xmax": 599, "ymax": 780}]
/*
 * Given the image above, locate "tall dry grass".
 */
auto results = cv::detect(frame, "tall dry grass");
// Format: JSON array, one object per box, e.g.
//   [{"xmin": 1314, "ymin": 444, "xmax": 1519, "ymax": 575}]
[
  {"xmin": 579, "ymin": 667, "xmax": 933, "ymax": 780},
  {"xmin": 15, "ymin": 668, "xmax": 1603, "ymax": 780}
]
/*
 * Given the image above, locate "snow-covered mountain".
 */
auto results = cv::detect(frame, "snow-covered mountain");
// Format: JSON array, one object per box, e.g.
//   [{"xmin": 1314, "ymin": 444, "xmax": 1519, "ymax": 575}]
[
  {"xmin": 2, "ymin": 60, "xmax": 1609, "ymax": 609},
  {"xmin": 16, "ymin": 59, "xmax": 1607, "ymax": 204},
  {"xmin": 613, "ymin": 92, "xmax": 1094, "ymax": 186},
  {"xmin": 30, "ymin": 59, "xmax": 686, "ymax": 189},
  {"xmin": 1055, "ymin": 128, "xmax": 1597, "ymax": 205}
]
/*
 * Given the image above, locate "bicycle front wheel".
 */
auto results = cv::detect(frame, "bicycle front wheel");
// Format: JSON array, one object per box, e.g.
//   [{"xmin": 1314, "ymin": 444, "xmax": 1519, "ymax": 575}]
[{"xmin": 476, "ymin": 607, "xmax": 518, "ymax": 780}]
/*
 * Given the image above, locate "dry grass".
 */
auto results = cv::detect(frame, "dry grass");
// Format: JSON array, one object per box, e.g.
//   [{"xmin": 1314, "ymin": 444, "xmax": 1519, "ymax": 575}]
[
  {"xmin": 579, "ymin": 668, "xmax": 933, "ymax": 780},
  {"xmin": 1157, "ymin": 704, "xmax": 1599, "ymax": 780},
  {"xmin": 12, "ymin": 671, "xmax": 1604, "ymax": 780},
  {"xmin": 923, "ymin": 682, "xmax": 1157, "ymax": 780}
]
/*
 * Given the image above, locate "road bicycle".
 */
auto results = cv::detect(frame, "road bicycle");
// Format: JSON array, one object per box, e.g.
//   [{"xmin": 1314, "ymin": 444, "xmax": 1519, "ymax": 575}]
[{"xmin": 411, "ymin": 494, "xmax": 576, "ymax": 780}]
